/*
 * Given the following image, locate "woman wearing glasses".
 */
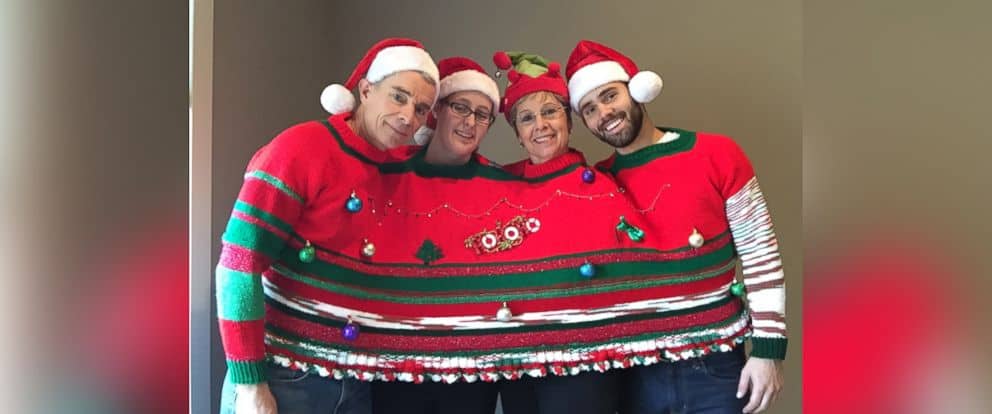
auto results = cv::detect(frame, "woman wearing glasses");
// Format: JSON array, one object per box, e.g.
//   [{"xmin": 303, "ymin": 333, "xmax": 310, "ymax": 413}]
[
  {"xmin": 496, "ymin": 51, "xmax": 577, "ymax": 176},
  {"xmin": 414, "ymin": 57, "xmax": 500, "ymax": 167},
  {"xmin": 490, "ymin": 50, "xmax": 623, "ymax": 414},
  {"xmin": 370, "ymin": 56, "xmax": 506, "ymax": 414}
]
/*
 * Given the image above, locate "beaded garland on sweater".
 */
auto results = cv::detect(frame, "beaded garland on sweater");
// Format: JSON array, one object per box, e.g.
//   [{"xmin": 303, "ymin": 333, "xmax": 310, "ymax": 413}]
[{"xmin": 217, "ymin": 114, "xmax": 757, "ymax": 385}]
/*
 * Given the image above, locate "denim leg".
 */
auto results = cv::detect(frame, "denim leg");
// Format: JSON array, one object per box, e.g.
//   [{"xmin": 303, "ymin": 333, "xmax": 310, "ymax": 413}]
[
  {"xmin": 371, "ymin": 380, "xmax": 498, "ymax": 414},
  {"xmin": 677, "ymin": 348, "xmax": 747, "ymax": 414},
  {"xmin": 621, "ymin": 361, "xmax": 676, "ymax": 414},
  {"xmin": 533, "ymin": 370, "xmax": 620, "ymax": 414},
  {"xmin": 499, "ymin": 377, "xmax": 539, "ymax": 414},
  {"xmin": 336, "ymin": 379, "xmax": 372, "ymax": 414}
]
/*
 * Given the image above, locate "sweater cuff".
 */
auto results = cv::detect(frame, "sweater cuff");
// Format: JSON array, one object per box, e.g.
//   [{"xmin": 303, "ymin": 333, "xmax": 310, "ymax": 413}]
[
  {"xmin": 750, "ymin": 337, "xmax": 788, "ymax": 360},
  {"xmin": 227, "ymin": 359, "xmax": 268, "ymax": 384}
]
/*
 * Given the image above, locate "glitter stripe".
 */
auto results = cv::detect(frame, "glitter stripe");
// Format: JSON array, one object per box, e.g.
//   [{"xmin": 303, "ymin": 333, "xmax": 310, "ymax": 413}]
[{"xmin": 264, "ymin": 299, "xmax": 746, "ymax": 353}]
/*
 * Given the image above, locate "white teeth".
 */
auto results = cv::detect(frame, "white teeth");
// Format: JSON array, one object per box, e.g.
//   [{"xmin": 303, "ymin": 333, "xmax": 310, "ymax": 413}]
[
  {"xmin": 454, "ymin": 130, "xmax": 474, "ymax": 139},
  {"xmin": 605, "ymin": 118, "xmax": 623, "ymax": 132}
]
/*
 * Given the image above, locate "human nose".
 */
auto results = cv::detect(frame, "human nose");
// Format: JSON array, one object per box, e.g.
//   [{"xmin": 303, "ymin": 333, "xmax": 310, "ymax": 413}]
[{"xmin": 397, "ymin": 104, "xmax": 415, "ymax": 125}]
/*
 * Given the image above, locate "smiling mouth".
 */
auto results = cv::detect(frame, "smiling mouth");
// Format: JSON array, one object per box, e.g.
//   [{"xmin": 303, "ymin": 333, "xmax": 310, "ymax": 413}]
[
  {"xmin": 388, "ymin": 124, "xmax": 407, "ymax": 136},
  {"xmin": 532, "ymin": 134, "xmax": 555, "ymax": 144},
  {"xmin": 453, "ymin": 129, "xmax": 475, "ymax": 140},
  {"xmin": 601, "ymin": 116, "xmax": 625, "ymax": 134}
]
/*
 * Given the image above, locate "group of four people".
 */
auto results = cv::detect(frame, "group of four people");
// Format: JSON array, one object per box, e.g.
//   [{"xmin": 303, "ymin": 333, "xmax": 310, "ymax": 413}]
[{"xmin": 217, "ymin": 37, "xmax": 787, "ymax": 414}]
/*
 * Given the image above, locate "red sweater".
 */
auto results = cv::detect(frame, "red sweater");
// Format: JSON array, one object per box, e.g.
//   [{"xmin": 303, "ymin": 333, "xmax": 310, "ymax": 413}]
[
  {"xmin": 218, "ymin": 115, "xmax": 758, "ymax": 385},
  {"xmin": 596, "ymin": 127, "xmax": 788, "ymax": 359}
]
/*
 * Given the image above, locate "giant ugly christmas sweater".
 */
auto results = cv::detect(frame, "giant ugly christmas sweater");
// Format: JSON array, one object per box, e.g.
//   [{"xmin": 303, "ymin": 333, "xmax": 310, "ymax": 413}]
[
  {"xmin": 217, "ymin": 113, "xmax": 758, "ymax": 385},
  {"xmin": 595, "ymin": 127, "xmax": 788, "ymax": 360}
]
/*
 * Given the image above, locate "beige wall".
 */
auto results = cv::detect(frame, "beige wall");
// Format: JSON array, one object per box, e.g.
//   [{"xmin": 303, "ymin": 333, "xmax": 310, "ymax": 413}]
[{"xmin": 209, "ymin": 1, "xmax": 802, "ymax": 412}]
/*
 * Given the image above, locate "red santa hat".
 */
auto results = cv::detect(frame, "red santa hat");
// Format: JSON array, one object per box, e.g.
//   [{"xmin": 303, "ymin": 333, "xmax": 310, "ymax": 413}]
[
  {"xmin": 320, "ymin": 38, "xmax": 440, "ymax": 115},
  {"xmin": 413, "ymin": 56, "xmax": 500, "ymax": 145},
  {"xmin": 564, "ymin": 40, "xmax": 663, "ymax": 111},
  {"xmin": 492, "ymin": 50, "xmax": 569, "ymax": 123}
]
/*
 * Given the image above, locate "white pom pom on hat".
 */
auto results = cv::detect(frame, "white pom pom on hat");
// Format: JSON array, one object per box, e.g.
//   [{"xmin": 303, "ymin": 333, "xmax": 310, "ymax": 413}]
[
  {"xmin": 412, "ymin": 126, "xmax": 434, "ymax": 145},
  {"xmin": 628, "ymin": 70, "xmax": 663, "ymax": 104},
  {"xmin": 320, "ymin": 38, "xmax": 440, "ymax": 115},
  {"xmin": 320, "ymin": 84, "xmax": 356, "ymax": 115}
]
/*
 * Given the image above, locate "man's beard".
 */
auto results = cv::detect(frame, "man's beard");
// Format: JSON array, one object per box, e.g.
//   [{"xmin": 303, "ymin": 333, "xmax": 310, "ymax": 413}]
[{"xmin": 592, "ymin": 103, "xmax": 645, "ymax": 149}]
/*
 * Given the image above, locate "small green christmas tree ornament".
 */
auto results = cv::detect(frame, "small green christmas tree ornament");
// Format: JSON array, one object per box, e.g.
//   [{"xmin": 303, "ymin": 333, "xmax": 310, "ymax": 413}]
[{"xmin": 415, "ymin": 239, "xmax": 444, "ymax": 265}]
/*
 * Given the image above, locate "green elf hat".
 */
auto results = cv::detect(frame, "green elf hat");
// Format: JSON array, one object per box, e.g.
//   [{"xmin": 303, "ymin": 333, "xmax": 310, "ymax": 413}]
[{"xmin": 492, "ymin": 50, "xmax": 569, "ymax": 122}]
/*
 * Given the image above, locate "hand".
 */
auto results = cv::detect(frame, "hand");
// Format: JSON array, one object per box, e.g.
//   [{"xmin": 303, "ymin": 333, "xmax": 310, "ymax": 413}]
[
  {"xmin": 235, "ymin": 382, "xmax": 278, "ymax": 414},
  {"xmin": 737, "ymin": 357, "xmax": 783, "ymax": 413}
]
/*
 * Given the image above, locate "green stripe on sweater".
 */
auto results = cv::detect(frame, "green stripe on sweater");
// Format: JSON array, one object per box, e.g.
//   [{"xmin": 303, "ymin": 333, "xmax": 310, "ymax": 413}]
[
  {"xmin": 279, "ymin": 242, "xmax": 736, "ymax": 292},
  {"xmin": 232, "ymin": 200, "xmax": 295, "ymax": 235},
  {"xmin": 216, "ymin": 266, "xmax": 265, "ymax": 321},
  {"xmin": 222, "ymin": 218, "xmax": 287, "ymax": 259},
  {"xmin": 245, "ymin": 170, "xmax": 304, "ymax": 204},
  {"xmin": 272, "ymin": 259, "xmax": 736, "ymax": 304}
]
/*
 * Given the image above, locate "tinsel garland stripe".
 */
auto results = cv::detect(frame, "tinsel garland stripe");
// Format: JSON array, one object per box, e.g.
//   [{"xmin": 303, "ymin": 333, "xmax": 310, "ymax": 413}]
[
  {"xmin": 219, "ymin": 242, "xmax": 276, "ymax": 274},
  {"xmin": 262, "ymin": 300, "xmax": 747, "ymax": 354}
]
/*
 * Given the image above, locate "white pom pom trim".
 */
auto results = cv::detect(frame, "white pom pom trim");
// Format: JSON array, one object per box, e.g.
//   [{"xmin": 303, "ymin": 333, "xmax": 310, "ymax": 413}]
[
  {"xmin": 628, "ymin": 71, "xmax": 663, "ymax": 104},
  {"xmin": 320, "ymin": 84, "xmax": 356, "ymax": 114},
  {"xmin": 412, "ymin": 126, "xmax": 434, "ymax": 145}
]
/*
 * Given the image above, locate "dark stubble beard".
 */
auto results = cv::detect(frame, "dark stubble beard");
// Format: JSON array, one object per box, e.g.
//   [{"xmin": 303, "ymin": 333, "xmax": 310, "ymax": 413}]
[{"xmin": 592, "ymin": 102, "xmax": 645, "ymax": 149}]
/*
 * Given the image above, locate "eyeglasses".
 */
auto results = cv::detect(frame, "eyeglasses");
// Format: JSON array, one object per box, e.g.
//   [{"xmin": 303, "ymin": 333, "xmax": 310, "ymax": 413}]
[
  {"xmin": 445, "ymin": 101, "xmax": 495, "ymax": 126},
  {"xmin": 515, "ymin": 105, "xmax": 566, "ymax": 127}
]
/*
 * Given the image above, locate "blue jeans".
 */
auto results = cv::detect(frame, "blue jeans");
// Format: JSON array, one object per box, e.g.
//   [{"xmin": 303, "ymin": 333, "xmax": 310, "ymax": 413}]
[
  {"xmin": 621, "ymin": 347, "xmax": 747, "ymax": 414},
  {"xmin": 371, "ymin": 380, "xmax": 499, "ymax": 414},
  {"xmin": 220, "ymin": 363, "xmax": 371, "ymax": 414},
  {"xmin": 526, "ymin": 370, "xmax": 621, "ymax": 414}
]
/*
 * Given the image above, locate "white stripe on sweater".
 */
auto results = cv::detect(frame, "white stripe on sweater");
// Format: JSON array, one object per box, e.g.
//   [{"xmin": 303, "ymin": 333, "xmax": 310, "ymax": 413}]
[{"xmin": 726, "ymin": 177, "xmax": 786, "ymax": 338}]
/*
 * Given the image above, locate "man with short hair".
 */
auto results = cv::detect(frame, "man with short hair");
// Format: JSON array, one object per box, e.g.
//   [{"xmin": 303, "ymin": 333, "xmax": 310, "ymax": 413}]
[
  {"xmin": 566, "ymin": 39, "xmax": 787, "ymax": 414},
  {"xmin": 216, "ymin": 38, "xmax": 439, "ymax": 414}
]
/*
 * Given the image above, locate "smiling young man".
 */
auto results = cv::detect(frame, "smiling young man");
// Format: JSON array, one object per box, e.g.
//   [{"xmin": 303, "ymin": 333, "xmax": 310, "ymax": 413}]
[
  {"xmin": 566, "ymin": 40, "xmax": 788, "ymax": 414},
  {"xmin": 216, "ymin": 38, "xmax": 439, "ymax": 414}
]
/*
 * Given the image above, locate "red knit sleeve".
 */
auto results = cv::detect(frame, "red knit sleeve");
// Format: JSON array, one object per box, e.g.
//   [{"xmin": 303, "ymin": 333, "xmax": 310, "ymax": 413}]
[
  {"xmin": 707, "ymin": 134, "xmax": 756, "ymax": 200},
  {"xmin": 215, "ymin": 122, "xmax": 328, "ymax": 383}
]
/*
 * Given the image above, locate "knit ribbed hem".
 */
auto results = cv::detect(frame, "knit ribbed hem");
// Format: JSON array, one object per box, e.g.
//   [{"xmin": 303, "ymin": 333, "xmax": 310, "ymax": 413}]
[
  {"xmin": 227, "ymin": 360, "xmax": 268, "ymax": 384},
  {"xmin": 750, "ymin": 337, "xmax": 788, "ymax": 359}
]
